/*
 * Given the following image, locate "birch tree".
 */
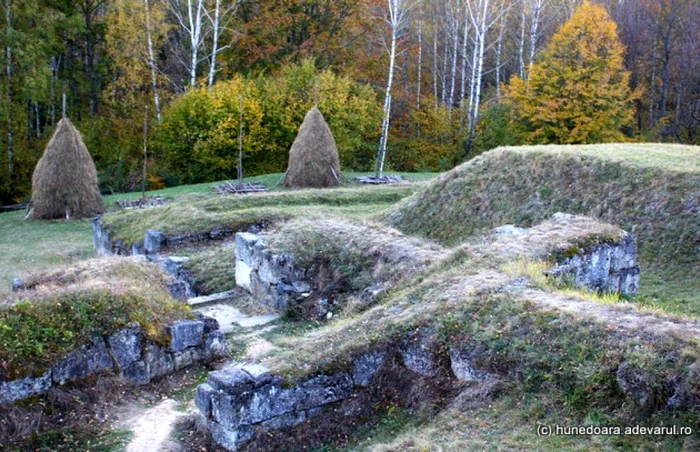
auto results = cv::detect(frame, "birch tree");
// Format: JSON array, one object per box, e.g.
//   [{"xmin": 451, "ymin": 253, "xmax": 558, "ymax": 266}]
[
  {"xmin": 143, "ymin": 0, "xmax": 162, "ymax": 121},
  {"xmin": 4, "ymin": 0, "xmax": 13, "ymax": 176},
  {"xmin": 206, "ymin": 0, "xmax": 239, "ymax": 88},
  {"xmin": 376, "ymin": 0, "xmax": 414, "ymax": 178},
  {"xmin": 168, "ymin": 0, "xmax": 207, "ymax": 88}
]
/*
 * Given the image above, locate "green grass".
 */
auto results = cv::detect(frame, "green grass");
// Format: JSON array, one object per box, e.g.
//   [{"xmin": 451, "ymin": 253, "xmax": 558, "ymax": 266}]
[
  {"xmin": 10, "ymin": 428, "xmax": 133, "ymax": 452},
  {"xmin": 383, "ymin": 144, "xmax": 699, "ymax": 315},
  {"xmin": 507, "ymin": 143, "xmax": 700, "ymax": 173},
  {"xmin": 344, "ymin": 391, "xmax": 698, "ymax": 451},
  {"xmin": 102, "ymin": 184, "xmax": 427, "ymax": 246},
  {"xmin": 0, "ymin": 260, "xmax": 191, "ymax": 379},
  {"xmin": 0, "ymin": 172, "xmax": 436, "ymax": 292},
  {"xmin": 0, "ymin": 211, "xmax": 94, "ymax": 291}
]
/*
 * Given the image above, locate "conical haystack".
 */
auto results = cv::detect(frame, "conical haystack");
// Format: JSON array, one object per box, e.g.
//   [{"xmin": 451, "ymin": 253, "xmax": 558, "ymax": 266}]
[
  {"xmin": 30, "ymin": 118, "xmax": 104, "ymax": 219},
  {"xmin": 284, "ymin": 107, "xmax": 341, "ymax": 188}
]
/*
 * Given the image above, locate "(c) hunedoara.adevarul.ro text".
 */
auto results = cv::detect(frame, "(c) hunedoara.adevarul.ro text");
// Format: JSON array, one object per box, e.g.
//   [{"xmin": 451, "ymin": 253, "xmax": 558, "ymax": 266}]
[{"xmin": 537, "ymin": 424, "xmax": 693, "ymax": 437}]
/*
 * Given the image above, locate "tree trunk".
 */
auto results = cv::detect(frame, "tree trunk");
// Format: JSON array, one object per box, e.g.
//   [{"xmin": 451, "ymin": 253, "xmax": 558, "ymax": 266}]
[
  {"xmin": 518, "ymin": 2, "xmax": 526, "ymax": 79},
  {"xmin": 417, "ymin": 20, "xmax": 422, "ymax": 109},
  {"xmin": 144, "ymin": 0, "xmax": 162, "ymax": 122},
  {"xmin": 5, "ymin": 0, "xmax": 13, "ymax": 176},
  {"xmin": 208, "ymin": 0, "xmax": 221, "ymax": 88},
  {"xmin": 377, "ymin": 19, "xmax": 397, "ymax": 178},
  {"xmin": 238, "ymin": 94, "xmax": 243, "ymax": 182}
]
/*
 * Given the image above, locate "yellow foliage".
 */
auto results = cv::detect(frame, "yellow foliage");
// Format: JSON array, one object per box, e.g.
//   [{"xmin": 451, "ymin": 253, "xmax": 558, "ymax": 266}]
[{"xmin": 504, "ymin": 1, "xmax": 637, "ymax": 144}]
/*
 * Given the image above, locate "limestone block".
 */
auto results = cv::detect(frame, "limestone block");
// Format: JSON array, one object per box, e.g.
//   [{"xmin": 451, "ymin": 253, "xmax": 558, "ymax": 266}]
[
  {"xmin": 0, "ymin": 372, "xmax": 52, "ymax": 406},
  {"xmin": 168, "ymin": 320, "xmax": 205, "ymax": 352},
  {"xmin": 108, "ymin": 324, "xmax": 142, "ymax": 370},
  {"xmin": 52, "ymin": 337, "xmax": 114, "ymax": 384}
]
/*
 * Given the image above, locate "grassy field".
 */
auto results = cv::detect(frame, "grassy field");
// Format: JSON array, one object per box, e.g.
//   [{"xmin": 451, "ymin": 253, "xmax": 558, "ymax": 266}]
[{"xmin": 0, "ymin": 172, "xmax": 436, "ymax": 291}]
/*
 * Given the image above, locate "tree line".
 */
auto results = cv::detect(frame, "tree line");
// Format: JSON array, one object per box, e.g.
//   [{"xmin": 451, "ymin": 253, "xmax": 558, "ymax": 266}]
[{"xmin": 1, "ymin": 0, "xmax": 698, "ymax": 203}]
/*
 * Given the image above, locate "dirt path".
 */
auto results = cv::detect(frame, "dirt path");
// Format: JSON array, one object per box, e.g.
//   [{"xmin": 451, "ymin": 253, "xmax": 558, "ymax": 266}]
[{"xmin": 122, "ymin": 399, "xmax": 190, "ymax": 452}]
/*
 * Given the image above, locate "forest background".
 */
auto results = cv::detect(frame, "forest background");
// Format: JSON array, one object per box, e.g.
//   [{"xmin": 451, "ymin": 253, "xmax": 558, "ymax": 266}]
[{"xmin": 0, "ymin": 0, "xmax": 698, "ymax": 202}]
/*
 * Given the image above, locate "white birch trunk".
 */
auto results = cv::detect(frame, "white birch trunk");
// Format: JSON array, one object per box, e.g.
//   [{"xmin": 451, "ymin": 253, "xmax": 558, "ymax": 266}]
[
  {"xmin": 5, "ymin": 0, "xmax": 13, "ymax": 175},
  {"xmin": 377, "ymin": 22, "xmax": 397, "ymax": 177},
  {"xmin": 144, "ymin": 0, "xmax": 162, "ymax": 122},
  {"xmin": 459, "ymin": 3, "xmax": 469, "ymax": 105},
  {"xmin": 417, "ymin": 20, "xmax": 422, "ymax": 110},
  {"xmin": 448, "ymin": 1, "xmax": 460, "ymax": 115},
  {"xmin": 207, "ymin": 0, "xmax": 221, "ymax": 88},
  {"xmin": 187, "ymin": 0, "xmax": 204, "ymax": 88},
  {"xmin": 377, "ymin": 0, "xmax": 412, "ymax": 178},
  {"xmin": 433, "ymin": 24, "xmax": 438, "ymax": 109},
  {"xmin": 528, "ymin": 0, "xmax": 545, "ymax": 75},
  {"xmin": 518, "ymin": 1, "xmax": 526, "ymax": 79}
]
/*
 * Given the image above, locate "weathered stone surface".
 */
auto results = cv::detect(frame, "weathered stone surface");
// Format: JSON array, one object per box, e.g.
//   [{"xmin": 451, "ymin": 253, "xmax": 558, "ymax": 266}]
[
  {"xmin": 11, "ymin": 278, "xmax": 25, "ymax": 292},
  {"xmin": 235, "ymin": 260, "xmax": 253, "ymax": 290},
  {"xmin": 196, "ymin": 383, "xmax": 215, "ymax": 417},
  {"xmin": 144, "ymin": 230, "xmax": 165, "ymax": 254},
  {"xmin": 401, "ymin": 333, "xmax": 438, "ymax": 377},
  {"xmin": 352, "ymin": 352, "xmax": 386, "ymax": 387},
  {"xmin": 0, "ymin": 372, "xmax": 52, "ymax": 406},
  {"xmin": 616, "ymin": 361, "xmax": 660, "ymax": 410},
  {"xmin": 546, "ymin": 231, "xmax": 640, "ymax": 296},
  {"xmin": 108, "ymin": 325, "xmax": 142, "ymax": 370},
  {"xmin": 492, "ymin": 225, "xmax": 528, "ymax": 236},
  {"xmin": 92, "ymin": 217, "xmax": 114, "ymax": 256},
  {"xmin": 145, "ymin": 344, "xmax": 174, "ymax": 379},
  {"xmin": 52, "ymin": 337, "xmax": 114, "ymax": 384},
  {"xmin": 295, "ymin": 373, "xmax": 354, "ymax": 411},
  {"xmin": 168, "ymin": 320, "xmax": 205, "ymax": 352},
  {"xmin": 449, "ymin": 349, "xmax": 486, "ymax": 382},
  {"xmin": 172, "ymin": 347, "xmax": 203, "ymax": 371},
  {"xmin": 235, "ymin": 232, "xmax": 314, "ymax": 312},
  {"xmin": 195, "ymin": 312, "xmax": 220, "ymax": 334},
  {"xmin": 209, "ymin": 421, "xmax": 255, "ymax": 451},
  {"xmin": 122, "ymin": 360, "xmax": 150, "ymax": 385},
  {"xmin": 260, "ymin": 409, "xmax": 307, "ymax": 430},
  {"xmin": 132, "ymin": 241, "xmax": 144, "ymax": 255},
  {"xmin": 204, "ymin": 331, "xmax": 229, "ymax": 360},
  {"xmin": 235, "ymin": 233, "xmax": 261, "ymax": 266}
]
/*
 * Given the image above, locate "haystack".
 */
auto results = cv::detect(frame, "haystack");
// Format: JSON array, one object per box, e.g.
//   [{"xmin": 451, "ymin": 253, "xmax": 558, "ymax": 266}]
[
  {"xmin": 29, "ymin": 118, "xmax": 104, "ymax": 219},
  {"xmin": 284, "ymin": 107, "xmax": 341, "ymax": 188}
]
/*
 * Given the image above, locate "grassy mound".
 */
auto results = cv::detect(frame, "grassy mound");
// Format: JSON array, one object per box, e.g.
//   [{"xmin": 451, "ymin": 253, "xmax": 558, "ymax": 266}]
[
  {"xmin": 0, "ymin": 258, "xmax": 191, "ymax": 379},
  {"xmin": 103, "ymin": 185, "xmax": 422, "ymax": 246},
  {"xmin": 384, "ymin": 144, "xmax": 700, "ymax": 265}
]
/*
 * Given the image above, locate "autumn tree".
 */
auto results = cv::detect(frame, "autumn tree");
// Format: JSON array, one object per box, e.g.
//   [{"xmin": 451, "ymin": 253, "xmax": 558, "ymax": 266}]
[{"xmin": 504, "ymin": 1, "xmax": 636, "ymax": 144}]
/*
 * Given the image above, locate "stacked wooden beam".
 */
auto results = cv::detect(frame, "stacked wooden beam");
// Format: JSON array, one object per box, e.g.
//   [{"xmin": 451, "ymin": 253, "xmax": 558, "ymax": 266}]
[{"xmin": 213, "ymin": 182, "xmax": 269, "ymax": 194}]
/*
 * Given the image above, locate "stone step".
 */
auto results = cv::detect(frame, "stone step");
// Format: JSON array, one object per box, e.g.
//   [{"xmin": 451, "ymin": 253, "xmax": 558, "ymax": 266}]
[{"xmin": 188, "ymin": 290, "xmax": 240, "ymax": 306}]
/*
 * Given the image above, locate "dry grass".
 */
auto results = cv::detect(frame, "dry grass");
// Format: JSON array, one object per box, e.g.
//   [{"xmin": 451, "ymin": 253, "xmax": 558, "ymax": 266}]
[
  {"xmin": 284, "ymin": 107, "xmax": 342, "ymax": 188},
  {"xmin": 384, "ymin": 144, "xmax": 700, "ymax": 265},
  {"xmin": 0, "ymin": 257, "xmax": 191, "ymax": 379},
  {"xmin": 30, "ymin": 118, "xmax": 104, "ymax": 220}
]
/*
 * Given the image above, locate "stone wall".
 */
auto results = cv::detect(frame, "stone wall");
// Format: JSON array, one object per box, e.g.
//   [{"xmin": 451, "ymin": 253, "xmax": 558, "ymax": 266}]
[
  {"xmin": 195, "ymin": 332, "xmax": 489, "ymax": 451},
  {"xmin": 545, "ymin": 233, "xmax": 640, "ymax": 296},
  {"xmin": 92, "ymin": 217, "xmax": 260, "ymax": 257},
  {"xmin": 234, "ymin": 232, "xmax": 312, "ymax": 311},
  {"xmin": 0, "ymin": 314, "xmax": 228, "ymax": 406}
]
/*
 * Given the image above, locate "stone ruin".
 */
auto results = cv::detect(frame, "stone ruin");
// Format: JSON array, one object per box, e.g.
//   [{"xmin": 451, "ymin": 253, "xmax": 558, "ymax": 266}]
[{"xmin": 0, "ymin": 314, "xmax": 228, "ymax": 406}]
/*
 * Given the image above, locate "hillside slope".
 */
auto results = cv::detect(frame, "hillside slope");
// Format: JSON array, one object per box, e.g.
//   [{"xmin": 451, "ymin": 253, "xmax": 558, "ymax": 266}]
[{"xmin": 384, "ymin": 144, "xmax": 700, "ymax": 265}]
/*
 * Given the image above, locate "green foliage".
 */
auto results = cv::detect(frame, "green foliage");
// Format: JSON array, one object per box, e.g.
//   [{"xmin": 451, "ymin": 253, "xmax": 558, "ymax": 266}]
[
  {"xmin": 0, "ymin": 289, "xmax": 190, "ymax": 379},
  {"xmin": 473, "ymin": 102, "xmax": 520, "ymax": 153},
  {"xmin": 156, "ymin": 60, "xmax": 382, "ymax": 184},
  {"xmin": 390, "ymin": 102, "xmax": 466, "ymax": 171}
]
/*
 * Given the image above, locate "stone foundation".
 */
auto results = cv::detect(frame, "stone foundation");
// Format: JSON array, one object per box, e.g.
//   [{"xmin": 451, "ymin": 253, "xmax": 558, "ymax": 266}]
[
  {"xmin": 545, "ymin": 231, "xmax": 640, "ymax": 296},
  {"xmin": 234, "ymin": 232, "xmax": 312, "ymax": 311},
  {"xmin": 0, "ymin": 314, "xmax": 228, "ymax": 406}
]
